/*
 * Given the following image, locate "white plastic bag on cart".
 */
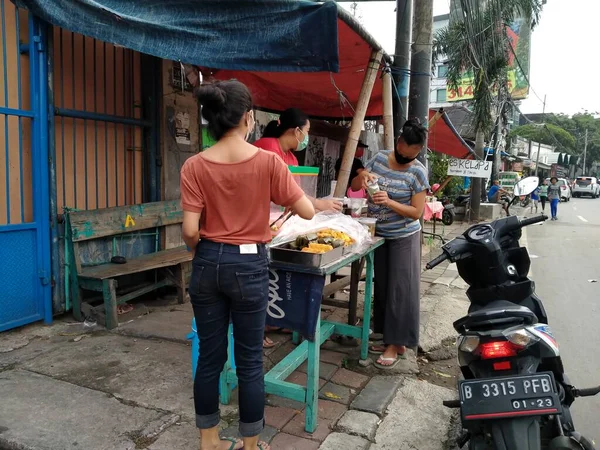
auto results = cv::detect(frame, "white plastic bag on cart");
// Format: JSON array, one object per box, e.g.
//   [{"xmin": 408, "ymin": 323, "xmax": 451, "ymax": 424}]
[{"xmin": 270, "ymin": 211, "xmax": 372, "ymax": 248}]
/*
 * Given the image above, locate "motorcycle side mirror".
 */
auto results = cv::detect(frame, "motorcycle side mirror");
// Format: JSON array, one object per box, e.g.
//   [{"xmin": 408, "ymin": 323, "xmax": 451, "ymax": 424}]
[{"xmin": 513, "ymin": 176, "xmax": 539, "ymax": 197}]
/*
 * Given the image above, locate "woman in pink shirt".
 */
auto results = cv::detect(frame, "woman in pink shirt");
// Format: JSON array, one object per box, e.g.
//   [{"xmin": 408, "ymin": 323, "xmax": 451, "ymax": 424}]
[
  {"xmin": 254, "ymin": 108, "xmax": 342, "ymax": 348},
  {"xmin": 254, "ymin": 108, "xmax": 342, "ymax": 213},
  {"xmin": 181, "ymin": 80, "xmax": 314, "ymax": 450}
]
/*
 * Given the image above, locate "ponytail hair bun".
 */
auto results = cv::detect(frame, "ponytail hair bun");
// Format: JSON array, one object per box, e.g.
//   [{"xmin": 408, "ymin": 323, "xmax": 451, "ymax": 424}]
[
  {"xmin": 195, "ymin": 79, "xmax": 253, "ymax": 140},
  {"xmin": 401, "ymin": 118, "xmax": 427, "ymax": 146},
  {"xmin": 261, "ymin": 108, "xmax": 309, "ymax": 138}
]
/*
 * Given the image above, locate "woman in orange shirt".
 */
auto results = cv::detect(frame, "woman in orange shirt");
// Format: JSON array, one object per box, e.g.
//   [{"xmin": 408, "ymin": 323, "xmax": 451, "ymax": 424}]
[{"xmin": 181, "ymin": 80, "xmax": 314, "ymax": 450}]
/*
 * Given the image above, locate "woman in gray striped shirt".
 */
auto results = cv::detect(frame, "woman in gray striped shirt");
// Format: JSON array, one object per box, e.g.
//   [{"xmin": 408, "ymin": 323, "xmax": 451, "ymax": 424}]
[{"xmin": 351, "ymin": 119, "xmax": 429, "ymax": 369}]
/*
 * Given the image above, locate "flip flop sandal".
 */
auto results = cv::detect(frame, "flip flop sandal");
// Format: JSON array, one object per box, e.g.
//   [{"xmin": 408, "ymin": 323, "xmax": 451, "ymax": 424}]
[
  {"xmin": 369, "ymin": 332, "xmax": 384, "ymax": 341},
  {"xmin": 263, "ymin": 336, "xmax": 276, "ymax": 349},
  {"xmin": 374, "ymin": 356, "xmax": 402, "ymax": 370},
  {"xmin": 117, "ymin": 304, "xmax": 134, "ymax": 315},
  {"xmin": 368, "ymin": 345, "xmax": 386, "ymax": 355},
  {"xmin": 374, "ymin": 356, "xmax": 401, "ymax": 370},
  {"xmin": 222, "ymin": 437, "xmax": 242, "ymax": 450},
  {"xmin": 266, "ymin": 326, "xmax": 292, "ymax": 335},
  {"xmin": 257, "ymin": 442, "xmax": 270, "ymax": 450}
]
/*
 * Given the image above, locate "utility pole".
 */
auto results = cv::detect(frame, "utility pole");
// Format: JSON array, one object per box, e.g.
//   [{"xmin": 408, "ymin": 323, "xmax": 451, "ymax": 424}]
[
  {"xmin": 583, "ymin": 128, "xmax": 588, "ymax": 174},
  {"xmin": 491, "ymin": 100, "xmax": 504, "ymax": 182},
  {"xmin": 393, "ymin": 0, "xmax": 413, "ymax": 138},
  {"xmin": 408, "ymin": 0, "xmax": 433, "ymax": 166},
  {"xmin": 534, "ymin": 94, "xmax": 546, "ymax": 178}
]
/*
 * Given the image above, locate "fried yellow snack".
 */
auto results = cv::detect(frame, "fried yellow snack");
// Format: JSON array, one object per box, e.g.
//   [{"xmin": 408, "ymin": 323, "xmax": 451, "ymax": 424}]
[
  {"xmin": 301, "ymin": 243, "xmax": 334, "ymax": 254},
  {"xmin": 316, "ymin": 229, "xmax": 354, "ymax": 246}
]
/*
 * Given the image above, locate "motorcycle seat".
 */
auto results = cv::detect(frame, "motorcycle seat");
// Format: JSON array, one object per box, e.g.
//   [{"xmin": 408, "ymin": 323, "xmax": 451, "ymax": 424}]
[{"xmin": 454, "ymin": 300, "xmax": 538, "ymax": 333}]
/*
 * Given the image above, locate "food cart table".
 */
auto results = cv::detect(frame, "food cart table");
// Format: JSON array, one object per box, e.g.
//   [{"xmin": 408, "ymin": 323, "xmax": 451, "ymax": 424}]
[
  {"xmin": 423, "ymin": 200, "xmax": 445, "ymax": 243},
  {"xmin": 219, "ymin": 238, "xmax": 384, "ymax": 433}
]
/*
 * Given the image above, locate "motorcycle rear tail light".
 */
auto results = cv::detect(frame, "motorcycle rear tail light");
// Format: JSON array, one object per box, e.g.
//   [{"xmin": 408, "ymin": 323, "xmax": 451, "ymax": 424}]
[
  {"xmin": 458, "ymin": 335, "xmax": 480, "ymax": 353},
  {"xmin": 479, "ymin": 341, "xmax": 519, "ymax": 359}
]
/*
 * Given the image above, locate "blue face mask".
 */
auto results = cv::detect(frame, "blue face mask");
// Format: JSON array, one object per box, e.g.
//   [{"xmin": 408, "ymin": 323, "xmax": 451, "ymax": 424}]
[{"xmin": 296, "ymin": 129, "xmax": 309, "ymax": 151}]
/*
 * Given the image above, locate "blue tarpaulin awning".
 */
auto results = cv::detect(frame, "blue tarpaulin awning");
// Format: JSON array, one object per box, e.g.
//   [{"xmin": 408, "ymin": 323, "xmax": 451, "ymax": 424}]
[{"xmin": 15, "ymin": 0, "xmax": 340, "ymax": 73}]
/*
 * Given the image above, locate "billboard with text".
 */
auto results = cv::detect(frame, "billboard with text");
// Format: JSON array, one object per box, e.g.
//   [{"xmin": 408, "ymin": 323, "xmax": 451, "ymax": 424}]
[{"xmin": 447, "ymin": 1, "xmax": 531, "ymax": 101}]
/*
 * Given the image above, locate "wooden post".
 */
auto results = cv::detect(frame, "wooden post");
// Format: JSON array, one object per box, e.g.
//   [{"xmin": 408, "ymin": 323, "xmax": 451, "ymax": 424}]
[
  {"xmin": 334, "ymin": 50, "xmax": 383, "ymax": 198},
  {"xmin": 429, "ymin": 109, "xmax": 443, "ymax": 130},
  {"xmin": 382, "ymin": 67, "xmax": 394, "ymax": 150}
]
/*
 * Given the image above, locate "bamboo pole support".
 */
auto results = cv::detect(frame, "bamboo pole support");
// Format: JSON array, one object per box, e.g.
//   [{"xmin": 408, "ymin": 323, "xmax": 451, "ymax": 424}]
[
  {"xmin": 429, "ymin": 108, "xmax": 443, "ymax": 129},
  {"xmin": 382, "ymin": 67, "xmax": 394, "ymax": 150},
  {"xmin": 334, "ymin": 49, "xmax": 383, "ymax": 198}
]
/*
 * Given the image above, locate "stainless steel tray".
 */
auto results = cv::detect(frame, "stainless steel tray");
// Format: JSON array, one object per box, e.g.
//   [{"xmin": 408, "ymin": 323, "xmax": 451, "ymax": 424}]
[
  {"xmin": 270, "ymin": 242, "xmax": 345, "ymax": 268},
  {"xmin": 342, "ymin": 243, "xmax": 357, "ymax": 256}
]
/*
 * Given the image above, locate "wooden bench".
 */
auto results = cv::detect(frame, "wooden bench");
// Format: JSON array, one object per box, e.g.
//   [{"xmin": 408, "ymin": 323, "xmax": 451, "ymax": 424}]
[{"xmin": 65, "ymin": 200, "xmax": 192, "ymax": 329}]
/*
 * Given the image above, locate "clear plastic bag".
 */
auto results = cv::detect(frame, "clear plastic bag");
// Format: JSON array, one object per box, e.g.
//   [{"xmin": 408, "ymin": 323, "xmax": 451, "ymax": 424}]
[{"xmin": 270, "ymin": 211, "xmax": 372, "ymax": 249}]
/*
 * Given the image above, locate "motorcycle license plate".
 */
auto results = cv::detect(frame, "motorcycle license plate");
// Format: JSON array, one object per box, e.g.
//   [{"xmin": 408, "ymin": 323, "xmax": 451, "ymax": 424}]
[{"xmin": 459, "ymin": 373, "xmax": 562, "ymax": 421}]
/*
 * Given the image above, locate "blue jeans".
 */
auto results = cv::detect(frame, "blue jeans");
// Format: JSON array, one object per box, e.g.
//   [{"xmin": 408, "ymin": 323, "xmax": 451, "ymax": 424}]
[
  {"xmin": 550, "ymin": 198, "xmax": 559, "ymax": 218},
  {"xmin": 189, "ymin": 239, "xmax": 268, "ymax": 437}
]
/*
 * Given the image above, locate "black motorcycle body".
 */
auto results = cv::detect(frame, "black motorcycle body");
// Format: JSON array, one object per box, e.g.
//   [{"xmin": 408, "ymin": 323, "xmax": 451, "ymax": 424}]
[{"xmin": 427, "ymin": 215, "xmax": 599, "ymax": 450}]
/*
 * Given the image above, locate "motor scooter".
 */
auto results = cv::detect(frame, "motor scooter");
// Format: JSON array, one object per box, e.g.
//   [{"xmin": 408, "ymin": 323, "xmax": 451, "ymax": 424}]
[{"xmin": 427, "ymin": 177, "xmax": 600, "ymax": 450}]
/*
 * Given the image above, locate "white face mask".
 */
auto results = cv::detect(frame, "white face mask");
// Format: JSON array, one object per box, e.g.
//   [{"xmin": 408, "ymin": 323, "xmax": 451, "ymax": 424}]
[{"xmin": 245, "ymin": 111, "xmax": 255, "ymax": 142}]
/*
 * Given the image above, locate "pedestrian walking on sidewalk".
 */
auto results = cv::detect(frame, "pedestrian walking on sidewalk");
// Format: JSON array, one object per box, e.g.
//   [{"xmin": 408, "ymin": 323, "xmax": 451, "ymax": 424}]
[
  {"xmin": 539, "ymin": 179, "xmax": 548, "ymax": 213},
  {"xmin": 352, "ymin": 119, "xmax": 430, "ymax": 370},
  {"xmin": 180, "ymin": 80, "xmax": 315, "ymax": 450},
  {"xmin": 548, "ymin": 177, "xmax": 561, "ymax": 220},
  {"xmin": 530, "ymin": 186, "xmax": 540, "ymax": 214}
]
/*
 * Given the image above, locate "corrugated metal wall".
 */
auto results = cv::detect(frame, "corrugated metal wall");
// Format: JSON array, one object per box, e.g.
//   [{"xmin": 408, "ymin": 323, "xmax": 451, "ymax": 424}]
[
  {"xmin": 53, "ymin": 28, "xmax": 144, "ymax": 211},
  {"xmin": 0, "ymin": 2, "xmax": 32, "ymax": 226}
]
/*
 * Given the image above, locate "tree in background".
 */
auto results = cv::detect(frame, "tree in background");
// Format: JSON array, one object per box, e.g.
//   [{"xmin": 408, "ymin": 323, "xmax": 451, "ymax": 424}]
[
  {"xmin": 428, "ymin": 152, "xmax": 464, "ymax": 197},
  {"xmin": 516, "ymin": 112, "xmax": 600, "ymax": 174},
  {"xmin": 434, "ymin": 0, "xmax": 544, "ymax": 221},
  {"xmin": 509, "ymin": 123, "xmax": 576, "ymax": 154}
]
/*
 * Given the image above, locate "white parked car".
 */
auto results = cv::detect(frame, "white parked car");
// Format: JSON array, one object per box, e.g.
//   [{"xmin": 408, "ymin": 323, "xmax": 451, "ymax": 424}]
[
  {"xmin": 545, "ymin": 178, "xmax": 572, "ymax": 202},
  {"xmin": 572, "ymin": 176, "xmax": 600, "ymax": 198}
]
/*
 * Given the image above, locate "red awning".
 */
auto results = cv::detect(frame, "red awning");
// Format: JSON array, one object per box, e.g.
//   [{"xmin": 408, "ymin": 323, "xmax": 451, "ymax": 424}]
[
  {"xmin": 428, "ymin": 109, "xmax": 476, "ymax": 159},
  {"xmin": 201, "ymin": 8, "xmax": 387, "ymax": 120}
]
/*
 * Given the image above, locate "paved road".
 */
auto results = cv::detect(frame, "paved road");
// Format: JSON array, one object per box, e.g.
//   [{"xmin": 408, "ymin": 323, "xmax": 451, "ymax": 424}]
[{"xmin": 526, "ymin": 195, "xmax": 600, "ymax": 441}]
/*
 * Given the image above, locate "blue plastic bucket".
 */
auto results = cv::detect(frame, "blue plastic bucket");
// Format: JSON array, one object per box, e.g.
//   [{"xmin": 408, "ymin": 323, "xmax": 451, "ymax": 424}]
[{"xmin": 188, "ymin": 318, "xmax": 236, "ymax": 381}]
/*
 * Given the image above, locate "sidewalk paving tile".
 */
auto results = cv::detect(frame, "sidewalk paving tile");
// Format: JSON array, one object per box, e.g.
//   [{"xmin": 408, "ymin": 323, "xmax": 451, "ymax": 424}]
[
  {"xmin": 270, "ymin": 432, "xmax": 321, "ymax": 450},
  {"xmin": 116, "ymin": 303, "xmax": 193, "ymax": 343},
  {"xmin": 297, "ymin": 360, "xmax": 339, "ymax": 381},
  {"xmin": 147, "ymin": 421, "xmax": 199, "ymax": 450},
  {"xmin": 286, "ymin": 370, "xmax": 327, "ymax": 389},
  {"xmin": 18, "ymin": 333, "xmax": 197, "ymax": 420},
  {"xmin": 336, "ymin": 410, "xmax": 379, "ymax": 440},
  {"xmin": 220, "ymin": 423, "xmax": 278, "ymax": 444},
  {"xmin": 350, "ymin": 376, "xmax": 403, "ymax": 417},
  {"xmin": 331, "ymin": 368, "xmax": 369, "ymax": 389},
  {"xmin": 370, "ymin": 378, "xmax": 456, "ymax": 450},
  {"xmin": 317, "ymin": 400, "xmax": 348, "ymax": 421},
  {"xmin": 265, "ymin": 395, "xmax": 305, "ymax": 411},
  {"xmin": 264, "ymin": 406, "xmax": 299, "ymax": 430},
  {"xmin": 282, "ymin": 414, "xmax": 333, "ymax": 443},
  {"xmin": 319, "ymin": 382, "xmax": 354, "ymax": 405},
  {"xmin": 319, "ymin": 349, "xmax": 348, "ymax": 366},
  {"xmin": 319, "ymin": 432, "xmax": 371, "ymax": 450},
  {"xmin": 0, "ymin": 369, "xmax": 169, "ymax": 450}
]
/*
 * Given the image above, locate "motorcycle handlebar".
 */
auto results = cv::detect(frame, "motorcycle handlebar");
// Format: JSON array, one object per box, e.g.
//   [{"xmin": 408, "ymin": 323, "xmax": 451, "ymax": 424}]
[
  {"xmin": 426, "ymin": 252, "xmax": 449, "ymax": 270},
  {"xmin": 519, "ymin": 215, "xmax": 548, "ymax": 228},
  {"xmin": 575, "ymin": 386, "xmax": 600, "ymax": 397}
]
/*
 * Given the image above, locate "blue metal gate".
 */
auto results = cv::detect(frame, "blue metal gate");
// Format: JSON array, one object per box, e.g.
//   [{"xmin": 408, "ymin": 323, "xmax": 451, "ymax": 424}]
[{"xmin": 0, "ymin": 2, "xmax": 51, "ymax": 331}]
